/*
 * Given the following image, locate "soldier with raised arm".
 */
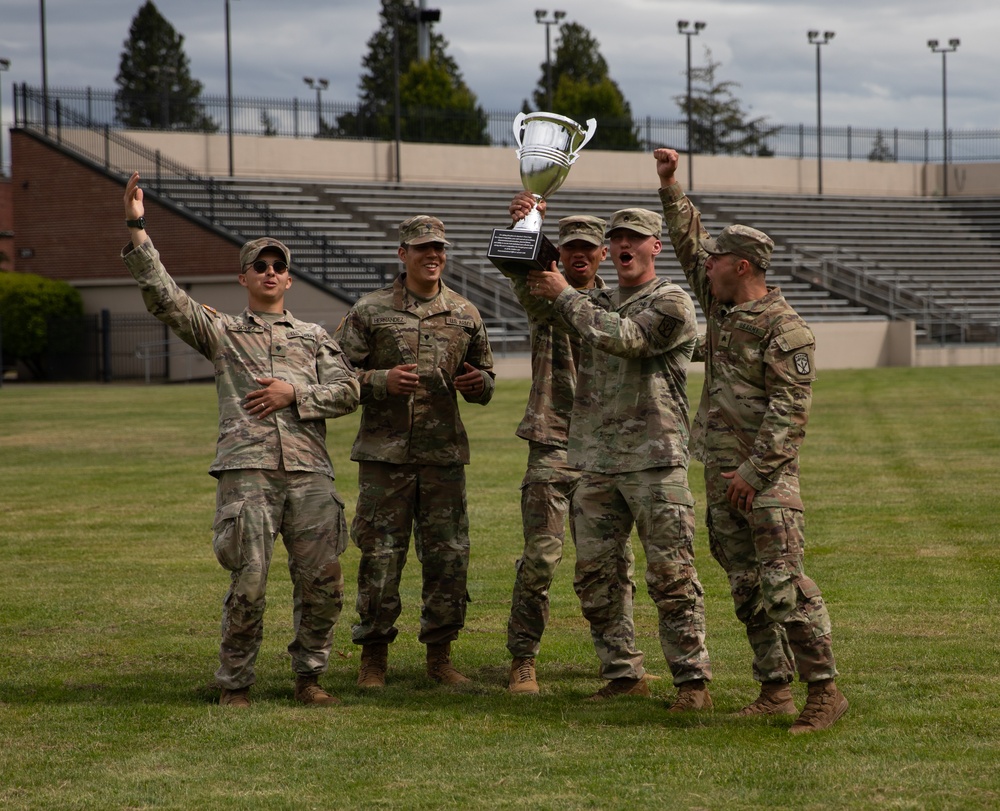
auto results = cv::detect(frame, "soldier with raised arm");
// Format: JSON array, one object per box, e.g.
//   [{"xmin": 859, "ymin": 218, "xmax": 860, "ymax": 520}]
[
  {"xmin": 121, "ymin": 172, "xmax": 360, "ymax": 708},
  {"xmin": 655, "ymin": 147, "xmax": 848, "ymax": 734}
]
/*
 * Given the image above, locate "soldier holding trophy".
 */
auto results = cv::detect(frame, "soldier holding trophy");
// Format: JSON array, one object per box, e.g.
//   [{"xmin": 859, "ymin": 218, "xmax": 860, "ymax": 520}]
[{"xmin": 494, "ymin": 114, "xmax": 713, "ymax": 709}]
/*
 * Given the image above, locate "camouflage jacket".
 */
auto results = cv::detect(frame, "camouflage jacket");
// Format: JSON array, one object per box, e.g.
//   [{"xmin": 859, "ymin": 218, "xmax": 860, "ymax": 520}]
[
  {"xmin": 121, "ymin": 239, "xmax": 360, "ymax": 478},
  {"xmin": 334, "ymin": 273, "xmax": 495, "ymax": 466},
  {"xmin": 509, "ymin": 274, "xmax": 606, "ymax": 448},
  {"xmin": 547, "ymin": 278, "xmax": 697, "ymax": 475},
  {"xmin": 659, "ymin": 183, "xmax": 816, "ymax": 500}
]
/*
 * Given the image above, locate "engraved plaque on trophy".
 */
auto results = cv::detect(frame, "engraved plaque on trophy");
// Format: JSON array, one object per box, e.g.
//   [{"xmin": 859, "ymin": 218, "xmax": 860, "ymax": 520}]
[{"xmin": 488, "ymin": 112, "xmax": 597, "ymax": 276}]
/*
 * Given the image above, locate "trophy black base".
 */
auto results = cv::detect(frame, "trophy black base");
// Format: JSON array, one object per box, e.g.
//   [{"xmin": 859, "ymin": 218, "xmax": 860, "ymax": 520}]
[{"xmin": 487, "ymin": 228, "xmax": 560, "ymax": 276}]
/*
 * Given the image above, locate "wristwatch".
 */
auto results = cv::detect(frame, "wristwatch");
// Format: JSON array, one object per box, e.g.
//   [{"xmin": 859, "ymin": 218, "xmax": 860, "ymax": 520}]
[{"xmin": 126, "ymin": 217, "xmax": 146, "ymax": 230}]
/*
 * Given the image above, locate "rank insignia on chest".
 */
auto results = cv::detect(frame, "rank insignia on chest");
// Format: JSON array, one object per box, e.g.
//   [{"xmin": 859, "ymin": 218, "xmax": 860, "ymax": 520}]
[{"xmin": 794, "ymin": 352, "xmax": 811, "ymax": 375}]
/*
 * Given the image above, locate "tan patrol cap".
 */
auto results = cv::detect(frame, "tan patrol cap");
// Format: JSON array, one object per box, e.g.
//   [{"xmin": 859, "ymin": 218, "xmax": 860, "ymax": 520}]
[
  {"xmin": 399, "ymin": 215, "xmax": 451, "ymax": 246},
  {"xmin": 702, "ymin": 224, "xmax": 774, "ymax": 270},
  {"xmin": 558, "ymin": 215, "xmax": 607, "ymax": 247},
  {"xmin": 608, "ymin": 208, "xmax": 662, "ymax": 238},
  {"xmin": 240, "ymin": 237, "xmax": 291, "ymax": 268}
]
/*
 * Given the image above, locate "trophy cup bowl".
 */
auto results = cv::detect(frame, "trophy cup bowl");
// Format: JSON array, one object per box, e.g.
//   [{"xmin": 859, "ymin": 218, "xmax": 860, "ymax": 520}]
[{"xmin": 488, "ymin": 112, "xmax": 597, "ymax": 275}]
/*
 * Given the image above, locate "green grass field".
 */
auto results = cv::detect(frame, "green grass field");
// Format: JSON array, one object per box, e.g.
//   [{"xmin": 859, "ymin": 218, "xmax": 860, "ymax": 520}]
[{"xmin": 1, "ymin": 367, "xmax": 998, "ymax": 810}]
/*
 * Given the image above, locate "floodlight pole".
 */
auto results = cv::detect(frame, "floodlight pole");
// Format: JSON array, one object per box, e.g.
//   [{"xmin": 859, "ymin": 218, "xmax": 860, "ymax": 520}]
[
  {"xmin": 928, "ymin": 38, "xmax": 959, "ymax": 197},
  {"xmin": 678, "ymin": 20, "xmax": 706, "ymax": 191},
  {"xmin": 808, "ymin": 30, "xmax": 834, "ymax": 195}
]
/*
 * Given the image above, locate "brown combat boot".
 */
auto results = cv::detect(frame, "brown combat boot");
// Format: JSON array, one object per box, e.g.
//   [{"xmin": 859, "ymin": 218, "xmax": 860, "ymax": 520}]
[
  {"xmin": 735, "ymin": 681, "xmax": 798, "ymax": 717},
  {"xmin": 357, "ymin": 643, "xmax": 389, "ymax": 689},
  {"xmin": 426, "ymin": 642, "xmax": 471, "ymax": 685},
  {"xmin": 219, "ymin": 687, "xmax": 251, "ymax": 708},
  {"xmin": 667, "ymin": 679, "xmax": 713, "ymax": 712},
  {"xmin": 294, "ymin": 675, "xmax": 341, "ymax": 706},
  {"xmin": 585, "ymin": 676, "xmax": 652, "ymax": 701},
  {"xmin": 789, "ymin": 679, "xmax": 848, "ymax": 735},
  {"xmin": 508, "ymin": 657, "xmax": 539, "ymax": 695}
]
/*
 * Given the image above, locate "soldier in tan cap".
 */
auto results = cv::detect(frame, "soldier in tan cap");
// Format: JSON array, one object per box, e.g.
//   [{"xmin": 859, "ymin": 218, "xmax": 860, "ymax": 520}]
[
  {"xmin": 335, "ymin": 214, "xmax": 495, "ymax": 689},
  {"xmin": 502, "ymin": 194, "xmax": 639, "ymax": 696},
  {"xmin": 526, "ymin": 202, "xmax": 713, "ymax": 710},
  {"xmin": 655, "ymin": 148, "xmax": 848, "ymax": 734},
  {"xmin": 120, "ymin": 172, "xmax": 360, "ymax": 708}
]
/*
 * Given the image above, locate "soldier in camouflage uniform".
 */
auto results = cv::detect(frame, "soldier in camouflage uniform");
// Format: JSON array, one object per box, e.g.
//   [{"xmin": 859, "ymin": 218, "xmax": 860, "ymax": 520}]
[
  {"xmin": 121, "ymin": 172, "xmax": 360, "ymax": 709},
  {"xmin": 655, "ymin": 148, "xmax": 848, "ymax": 734},
  {"xmin": 334, "ymin": 215, "xmax": 495, "ymax": 688},
  {"xmin": 502, "ymin": 195, "xmax": 630, "ymax": 695},
  {"xmin": 527, "ymin": 208, "xmax": 713, "ymax": 710}
]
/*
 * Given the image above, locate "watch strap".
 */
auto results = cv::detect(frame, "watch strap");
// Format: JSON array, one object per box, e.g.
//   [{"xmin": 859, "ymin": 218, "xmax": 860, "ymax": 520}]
[{"xmin": 126, "ymin": 217, "xmax": 146, "ymax": 230}]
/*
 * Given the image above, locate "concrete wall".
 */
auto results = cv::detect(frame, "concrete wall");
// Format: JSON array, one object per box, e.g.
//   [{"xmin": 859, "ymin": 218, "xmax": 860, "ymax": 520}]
[{"xmin": 111, "ymin": 129, "xmax": 1000, "ymax": 198}]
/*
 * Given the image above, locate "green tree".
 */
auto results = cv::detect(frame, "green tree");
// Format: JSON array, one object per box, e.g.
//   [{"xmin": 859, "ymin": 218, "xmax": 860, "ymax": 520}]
[
  {"xmin": 531, "ymin": 21, "xmax": 640, "ymax": 151},
  {"xmin": 674, "ymin": 48, "xmax": 777, "ymax": 157},
  {"xmin": 114, "ymin": 1, "xmax": 217, "ymax": 132},
  {"xmin": 336, "ymin": 0, "xmax": 488, "ymax": 145},
  {"xmin": 0, "ymin": 272, "xmax": 84, "ymax": 380},
  {"xmin": 868, "ymin": 130, "xmax": 895, "ymax": 162}
]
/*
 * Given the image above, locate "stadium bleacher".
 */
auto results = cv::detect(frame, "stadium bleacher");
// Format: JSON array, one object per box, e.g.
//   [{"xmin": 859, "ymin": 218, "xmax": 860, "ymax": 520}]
[{"xmin": 149, "ymin": 176, "xmax": 999, "ymax": 343}]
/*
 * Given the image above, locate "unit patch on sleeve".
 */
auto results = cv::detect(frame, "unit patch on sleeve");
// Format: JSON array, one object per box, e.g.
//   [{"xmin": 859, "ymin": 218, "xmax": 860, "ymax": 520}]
[{"xmin": 794, "ymin": 352, "xmax": 812, "ymax": 376}]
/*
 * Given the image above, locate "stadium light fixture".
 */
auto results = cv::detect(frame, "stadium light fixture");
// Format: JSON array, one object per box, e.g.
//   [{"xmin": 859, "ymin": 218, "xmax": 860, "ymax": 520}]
[{"xmin": 808, "ymin": 30, "xmax": 835, "ymax": 195}]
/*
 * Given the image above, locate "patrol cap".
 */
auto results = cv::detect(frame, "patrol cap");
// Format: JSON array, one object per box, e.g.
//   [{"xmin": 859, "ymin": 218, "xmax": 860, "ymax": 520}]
[
  {"xmin": 399, "ymin": 215, "xmax": 451, "ymax": 246},
  {"xmin": 702, "ymin": 224, "xmax": 774, "ymax": 270},
  {"xmin": 558, "ymin": 215, "xmax": 607, "ymax": 247},
  {"xmin": 608, "ymin": 208, "xmax": 662, "ymax": 239},
  {"xmin": 240, "ymin": 237, "xmax": 291, "ymax": 268}
]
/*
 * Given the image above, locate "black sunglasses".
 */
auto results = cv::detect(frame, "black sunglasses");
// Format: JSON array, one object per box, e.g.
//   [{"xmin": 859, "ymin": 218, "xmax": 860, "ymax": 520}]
[{"xmin": 249, "ymin": 259, "xmax": 289, "ymax": 273}]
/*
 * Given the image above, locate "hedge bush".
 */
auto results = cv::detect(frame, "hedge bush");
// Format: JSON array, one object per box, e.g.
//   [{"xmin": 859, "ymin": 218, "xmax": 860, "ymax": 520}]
[{"xmin": 0, "ymin": 272, "xmax": 85, "ymax": 379}]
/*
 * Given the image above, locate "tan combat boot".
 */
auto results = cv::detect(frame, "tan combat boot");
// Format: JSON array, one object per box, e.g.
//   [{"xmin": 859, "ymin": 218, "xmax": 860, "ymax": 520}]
[
  {"xmin": 667, "ymin": 679, "xmax": 713, "ymax": 712},
  {"xmin": 426, "ymin": 642, "xmax": 471, "ymax": 685},
  {"xmin": 357, "ymin": 643, "xmax": 389, "ymax": 689},
  {"xmin": 789, "ymin": 679, "xmax": 848, "ymax": 735},
  {"xmin": 585, "ymin": 676, "xmax": 651, "ymax": 701},
  {"xmin": 508, "ymin": 657, "xmax": 539, "ymax": 695},
  {"xmin": 219, "ymin": 687, "xmax": 251, "ymax": 708},
  {"xmin": 735, "ymin": 681, "xmax": 798, "ymax": 717},
  {"xmin": 294, "ymin": 675, "xmax": 341, "ymax": 706}
]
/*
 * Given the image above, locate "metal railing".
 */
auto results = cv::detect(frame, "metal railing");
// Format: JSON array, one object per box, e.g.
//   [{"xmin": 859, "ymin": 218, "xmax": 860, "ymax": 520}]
[
  {"xmin": 790, "ymin": 247, "xmax": 999, "ymax": 343},
  {"xmin": 15, "ymin": 84, "xmax": 1000, "ymax": 162}
]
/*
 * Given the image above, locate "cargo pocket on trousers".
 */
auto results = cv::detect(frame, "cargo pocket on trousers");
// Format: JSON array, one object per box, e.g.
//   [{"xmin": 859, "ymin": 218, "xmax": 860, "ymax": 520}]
[
  {"xmin": 212, "ymin": 499, "xmax": 246, "ymax": 571},
  {"xmin": 331, "ymin": 491, "xmax": 349, "ymax": 556}
]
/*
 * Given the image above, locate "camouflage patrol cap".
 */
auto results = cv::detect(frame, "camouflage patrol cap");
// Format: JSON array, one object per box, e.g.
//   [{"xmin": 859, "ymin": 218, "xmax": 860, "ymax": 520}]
[
  {"xmin": 703, "ymin": 224, "xmax": 774, "ymax": 270},
  {"xmin": 240, "ymin": 237, "xmax": 291, "ymax": 268},
  {"xmin": 558, "ymin": 215, "xmax": 607, "ymax": 247},
  {"xmin": 399, "ymin": 215, "xmax": 451, "ymax": 246},
  {"xmin": 608, "ymin": 208, "xmax": 662, "ymax": 238}
]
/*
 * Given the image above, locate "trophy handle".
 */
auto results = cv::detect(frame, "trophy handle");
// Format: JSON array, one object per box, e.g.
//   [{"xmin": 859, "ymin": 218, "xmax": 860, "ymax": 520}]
[
  {"xmin": 567, "ymin": 118, "xmax": 598, "ymax": 165},
  {"xmin": 512, "ymin": 113, "xmax": 527, "ymax": 150}
]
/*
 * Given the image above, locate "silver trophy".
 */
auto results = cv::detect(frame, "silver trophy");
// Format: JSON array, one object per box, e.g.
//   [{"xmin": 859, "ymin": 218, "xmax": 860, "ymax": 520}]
[{"xmin": 488, "ymin": 112, "xmax": 597, "ymax": 275}]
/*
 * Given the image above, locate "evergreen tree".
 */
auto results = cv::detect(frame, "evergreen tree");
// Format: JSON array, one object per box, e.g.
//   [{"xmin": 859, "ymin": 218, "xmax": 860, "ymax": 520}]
[
  {"xmin": 531, "ymin": 21, "xmax": 640, "ymax": 151},
  {"xmin": 115, "ymin": 1, "xmax": 217, "ymax": 132},
  {"xmin": 868, "ymin": 130, "xmax": 895, "ymax": 162},
  {"xmin": 336, "ymin": 0, "xmax": 488, "ymax": 145},
  {"xmin": 674, "ymin": 48, "xmax": 776, "ymax": 157}
]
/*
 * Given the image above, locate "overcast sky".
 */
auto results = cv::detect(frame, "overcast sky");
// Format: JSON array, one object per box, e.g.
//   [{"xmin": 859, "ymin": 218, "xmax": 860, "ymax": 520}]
[{"xmin": 3, "ymin": 0, "xmax": 999, "ymax": 171}]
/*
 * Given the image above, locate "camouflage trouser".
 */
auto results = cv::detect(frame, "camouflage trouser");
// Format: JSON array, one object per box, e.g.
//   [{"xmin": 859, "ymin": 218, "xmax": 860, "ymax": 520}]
[
  {"xmin": 705, "ymin": 467, "xmax": 837, "ymax": 683},
  {"xmin": 212, "ymin": 469, "xmax": 348, "ymax": 690},
  {"xmin": 570, "ymin": 466, "xmax": 711, "ymax": 685},
  {"xmin": 351, "ymin": 461, "xmax": 470, "ymax": 647}
]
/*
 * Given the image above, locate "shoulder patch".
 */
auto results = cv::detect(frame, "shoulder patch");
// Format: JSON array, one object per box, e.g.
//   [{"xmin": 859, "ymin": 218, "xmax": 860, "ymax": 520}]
[
  {"xmin": 201, "ymin": 303, "xmax": 219, "ymax": 317},
  {"xmin": 793, "ymin": 352, "xmax": 812, "ymax": 376}
]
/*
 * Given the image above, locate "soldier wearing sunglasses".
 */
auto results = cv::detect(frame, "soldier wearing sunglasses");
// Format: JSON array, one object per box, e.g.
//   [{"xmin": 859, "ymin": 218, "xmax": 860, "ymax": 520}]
[{"xmin": 120, "ymin": 172, "xmax": 361, "ymax": 709}]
